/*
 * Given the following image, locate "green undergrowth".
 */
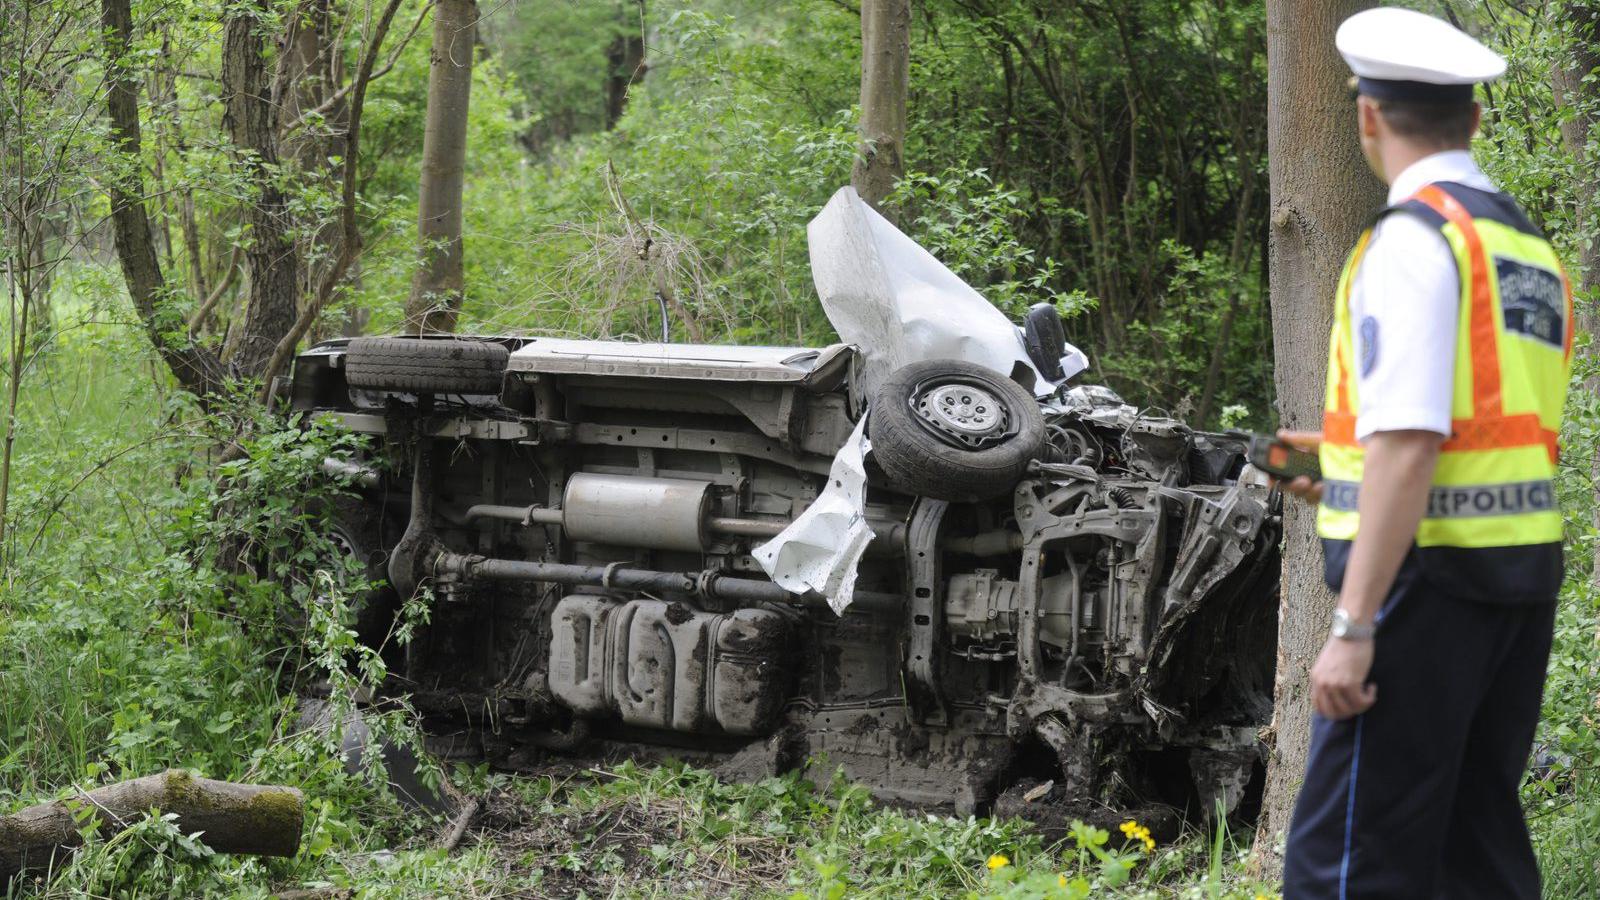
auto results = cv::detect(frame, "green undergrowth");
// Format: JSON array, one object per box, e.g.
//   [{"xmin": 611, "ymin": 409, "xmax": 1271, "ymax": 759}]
[
  {"xmin": 1, "ymin": 319, "xmax": 1596, "ymax": 898},
  {"xmin": 449, "ymin": 760, "xmax": 1281, "ymax": 900}
]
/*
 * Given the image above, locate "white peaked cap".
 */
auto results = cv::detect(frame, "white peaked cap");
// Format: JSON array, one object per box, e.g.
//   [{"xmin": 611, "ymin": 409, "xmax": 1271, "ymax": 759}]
[{"xmin": 1336, "ymin": 7, "xmax": 1505, "ymax": 85}]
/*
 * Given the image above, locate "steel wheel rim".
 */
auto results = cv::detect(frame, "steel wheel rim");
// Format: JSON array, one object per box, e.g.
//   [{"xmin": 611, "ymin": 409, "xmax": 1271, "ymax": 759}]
[{"xmin": 910, "ymin": 377, "xmax": 1013, "ymax": 449}]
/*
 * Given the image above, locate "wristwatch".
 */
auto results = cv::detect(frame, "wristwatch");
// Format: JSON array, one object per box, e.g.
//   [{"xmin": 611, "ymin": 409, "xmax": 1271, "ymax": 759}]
[{"xmin": 1331, "ymin": 608, "xmax": 1376, "ymax": 641}]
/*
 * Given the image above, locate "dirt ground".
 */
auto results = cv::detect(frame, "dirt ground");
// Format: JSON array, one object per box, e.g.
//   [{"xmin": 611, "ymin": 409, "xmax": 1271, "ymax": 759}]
[{"xmin": 462, "ymin": 763, "xmax": 796, "ymax": 899}]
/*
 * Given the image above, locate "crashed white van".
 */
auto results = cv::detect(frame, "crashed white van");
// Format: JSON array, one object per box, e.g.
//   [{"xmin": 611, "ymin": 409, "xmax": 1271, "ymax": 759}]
[{"xmin": 287, "ymin": 188, "xmax": 1280, "ymax": 824}]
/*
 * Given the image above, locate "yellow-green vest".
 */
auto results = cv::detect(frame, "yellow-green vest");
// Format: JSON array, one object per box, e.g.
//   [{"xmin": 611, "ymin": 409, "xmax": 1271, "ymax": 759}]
[{"xmin": 1316, "ymin": 182, "xmax": 1572, "ymax": 600}]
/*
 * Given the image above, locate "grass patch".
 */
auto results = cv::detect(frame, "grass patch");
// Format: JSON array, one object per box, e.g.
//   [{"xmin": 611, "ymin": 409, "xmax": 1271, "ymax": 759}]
[{"xmin": 445, "ymin": 760, "xmax": 1281, "ymax": 900}]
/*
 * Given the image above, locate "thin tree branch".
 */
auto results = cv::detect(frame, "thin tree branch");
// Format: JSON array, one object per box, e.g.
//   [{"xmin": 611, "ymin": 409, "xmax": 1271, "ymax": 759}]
[
  {"xmin": 257, "ymin": 0, "xmax": 406, "ymax": 401},
  {"xmin": 282, "ymin": 0, "xmax": 432, "ymax": 137},
  {"xmin": 188, "ymin": 243, "xmax": 243, "ymax": 337}
]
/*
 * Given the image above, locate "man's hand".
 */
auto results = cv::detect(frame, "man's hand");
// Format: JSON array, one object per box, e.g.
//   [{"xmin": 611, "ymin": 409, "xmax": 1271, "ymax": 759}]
[
  {"xmin": 1274, "ymin": 430, "xmax": 1324, "ymax": 503},
  {"xmin": 1310, "ymin": 634, "xmax": 1377, "ymax": 720}
]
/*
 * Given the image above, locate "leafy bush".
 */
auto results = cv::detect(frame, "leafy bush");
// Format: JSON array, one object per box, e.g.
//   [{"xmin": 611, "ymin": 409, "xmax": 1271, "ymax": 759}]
[{"xmin": 0, "ymin": 330, "xmax": 457, "ymax": 896}]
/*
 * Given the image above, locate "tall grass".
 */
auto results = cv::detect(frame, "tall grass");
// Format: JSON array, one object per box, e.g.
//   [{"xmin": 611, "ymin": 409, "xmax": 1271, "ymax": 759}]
[{"xmin": 0, "ymin": 318, "xmax": 486, "ymax": 897}]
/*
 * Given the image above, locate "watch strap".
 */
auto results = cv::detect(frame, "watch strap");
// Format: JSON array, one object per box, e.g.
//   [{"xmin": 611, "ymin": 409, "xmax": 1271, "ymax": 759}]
[{"xmin": 1332, "ymin": 608, "xmax": 1377, "ymax": 641}]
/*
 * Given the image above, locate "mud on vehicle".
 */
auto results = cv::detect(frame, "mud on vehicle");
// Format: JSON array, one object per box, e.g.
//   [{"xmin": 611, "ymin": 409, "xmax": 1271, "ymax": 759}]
[{"xmin": 286, "ymin": 329, "xmax": 1280, "ymax": 825}]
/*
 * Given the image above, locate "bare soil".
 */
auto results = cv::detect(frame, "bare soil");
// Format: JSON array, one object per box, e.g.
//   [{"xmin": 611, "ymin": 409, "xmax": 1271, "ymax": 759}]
[{"xmin": 461, "ymin": 763, "xmax": 795, "ymax": 899}]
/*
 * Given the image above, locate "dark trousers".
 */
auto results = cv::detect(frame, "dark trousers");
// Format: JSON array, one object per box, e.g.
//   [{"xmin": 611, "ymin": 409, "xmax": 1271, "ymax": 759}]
[{"xmin": 1282, "ymin": 565, "xmax": 1556, "ymax": 899}]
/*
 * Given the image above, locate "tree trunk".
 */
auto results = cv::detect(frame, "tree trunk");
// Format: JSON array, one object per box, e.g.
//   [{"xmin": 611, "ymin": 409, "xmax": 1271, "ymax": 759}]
[
  {"xmin": 604, "ymin": 1, "xmax": 646, "ymax": 130},
  {"xmin": 221, "ymin": 0, "xmax": 302, "ymax": 377},
  {"xmin": 1552, "ymin": 1, "xmax": 1600, "ymax": 588},
  {"xmin": 252, "ymin": 0, "xmax": 407, "ymax": 399},
  {"xmin": 0, "ymin": 770, "xmax": 303, "ymax": 881},
  {"xmin": 404, "ymin": 0, "xmax": 477, "ymax": 335},
  {"xmin": 851, "ymin": 0, "xmax": 910, "ymax": 214},
  {"xmin": 283, "ymin": 0, "xmax": 331, "ymax": 300},
  {"xmin": 100, "ymin": 0, "xmax": 223, "ymax": 398},
  {"xmin": 0, "ymin": 251, "xmax": 31, "ymax": 567},
  {"xmin": 1255, "ymin": 0, "xmax": 1384, "ymax": 870}
]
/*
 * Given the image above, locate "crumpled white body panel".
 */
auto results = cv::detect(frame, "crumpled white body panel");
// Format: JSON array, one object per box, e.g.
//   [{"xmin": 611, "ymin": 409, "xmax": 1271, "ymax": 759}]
[
  {"xmin": 756, "ymin": 186, "xmax": 1087, "ymax": 614},
  {"xmin": 807, "ymin": 186, "xmax": 1083, "ymax": 398},
  {"xmin": 751, "ymin": 417, "xmax": 874, "ymax": 615}
]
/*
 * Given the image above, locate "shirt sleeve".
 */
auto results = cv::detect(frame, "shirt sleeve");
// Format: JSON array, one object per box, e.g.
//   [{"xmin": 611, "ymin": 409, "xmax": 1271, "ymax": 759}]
[{"xmin": 1350, "ymin": 213, "xmax": 1458, "ymax": 441}]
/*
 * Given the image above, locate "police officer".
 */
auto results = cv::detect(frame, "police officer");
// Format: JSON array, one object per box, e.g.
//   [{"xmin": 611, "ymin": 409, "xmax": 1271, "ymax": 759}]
[{"xmin": 1276, "ymin": 7, "xmax": 1573, "ymax": 898}]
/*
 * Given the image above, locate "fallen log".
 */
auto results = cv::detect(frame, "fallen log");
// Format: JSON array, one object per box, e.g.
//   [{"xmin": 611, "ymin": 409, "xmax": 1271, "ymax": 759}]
[{"xmin": 0, "ymin": 770, "xmax": 303, "ymax": 881}]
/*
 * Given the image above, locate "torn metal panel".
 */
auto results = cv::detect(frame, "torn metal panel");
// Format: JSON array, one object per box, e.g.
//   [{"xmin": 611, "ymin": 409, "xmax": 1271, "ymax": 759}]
[
  {"xmin": 751, "ymin": 416, "xmax": 875, "ymax": 614},
  {"xmin": 808, "ymin": 186, "xmax": 1084, "ymax": 400}
]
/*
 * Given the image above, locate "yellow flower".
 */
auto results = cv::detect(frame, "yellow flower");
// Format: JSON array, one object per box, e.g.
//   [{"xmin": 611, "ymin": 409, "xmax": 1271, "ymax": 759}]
[
  {"xmin": 986, "ymin": 853, "xmax": 1010, "ymax": 871},
  {"xmin": 1119, "ymin": 820, "xmax": 1155, "ymax": 851},
  {"xmin": 1058, "ymin": 874, "xmax": 1068, "ymax": 887}
]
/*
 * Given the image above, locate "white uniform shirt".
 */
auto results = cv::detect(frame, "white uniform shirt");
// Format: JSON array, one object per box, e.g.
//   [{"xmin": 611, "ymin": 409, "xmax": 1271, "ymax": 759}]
[{"xmin": 1351, "ymin": 149, "xmax": 1496, "ymax": 441}]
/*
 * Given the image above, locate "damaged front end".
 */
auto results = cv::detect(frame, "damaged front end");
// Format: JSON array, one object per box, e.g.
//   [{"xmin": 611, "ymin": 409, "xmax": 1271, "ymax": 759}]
[{"xmin": 933, "ymin": 390, "xmax": 1281, "ymax": 821}]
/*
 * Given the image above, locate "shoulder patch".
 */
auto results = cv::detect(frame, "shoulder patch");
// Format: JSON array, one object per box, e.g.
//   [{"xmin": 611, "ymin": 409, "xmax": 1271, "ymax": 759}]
[
  {"xmin": 1495, "ymin": 257, "xmax": 1565, "ymax": 348},
  {"xmin": 1359, "ymin": 316, "xmax": 1380, "ymax": 377}
]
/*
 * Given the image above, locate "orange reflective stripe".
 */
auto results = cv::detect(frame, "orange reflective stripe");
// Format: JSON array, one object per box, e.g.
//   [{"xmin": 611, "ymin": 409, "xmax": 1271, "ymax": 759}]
[
  {"xmin": 1562, "ymin": 264, "xmax": 1575, "ymax": 361},
  {"xmin": 1332, "ymin": 230, "xmax": 1375, "ymax": 416},
  {"xmin": 1320, "ymin": 409, "xmax": 1554, "ymax": 461},
  {"xmin": 1334, "ymin": 336, "xmax": 1353, "ymax": 415},
  {"xmin": 1324, "ymin": 341, "xmax": 1350, "ymax": 416},
  {"xmin": 1411, "ymin": 185, "xmax": 1502, "ymax": 418},
  {"xmin": 1323, "ymin": 410, "xmax": 1357, "ymax": 446},
  {"xmin": 1441, "ymin": 413, "xmax": 1560, "ymax": 463}
]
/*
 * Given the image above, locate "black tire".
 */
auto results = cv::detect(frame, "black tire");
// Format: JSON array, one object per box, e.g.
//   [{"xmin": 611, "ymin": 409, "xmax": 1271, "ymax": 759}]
[
  {"xmin": 325, "ymin": 496, "xmax": 402, "ymax": 649},
  {"xmin": 868, "ymin": 358, "xmax": 1046, "ymax": 502},
  {"xmin": 344, "ymin": 337, "xmax": 508, "ymax": 394},
  {"xmin": 270, "ymin": 497, "xmax": 399, "ymax": 688}
]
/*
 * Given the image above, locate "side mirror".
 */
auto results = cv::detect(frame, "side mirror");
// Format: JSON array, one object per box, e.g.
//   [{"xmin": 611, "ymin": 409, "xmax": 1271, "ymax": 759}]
[{"xmin": 1023, "ymin": 303, "xmax": 1067, "ymax": 381}]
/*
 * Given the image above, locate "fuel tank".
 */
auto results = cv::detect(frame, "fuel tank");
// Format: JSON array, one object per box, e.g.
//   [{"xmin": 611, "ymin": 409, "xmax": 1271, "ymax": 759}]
[{"xmin": 547, "ymin": 596, "xmax": 793, "ymax": 735}]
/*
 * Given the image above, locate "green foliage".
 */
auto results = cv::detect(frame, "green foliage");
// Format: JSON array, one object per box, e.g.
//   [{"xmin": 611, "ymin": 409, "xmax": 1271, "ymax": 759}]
[
  {"xmin": 891, "ymin": 169, "xmax": 1088, "ymax": 321},
  {"xmin": 464, "ymin": 0, "xmax": 1271, "ymax": 421},
  {"xmin": 435, "ymin": 4, "xmax": 862, "ymax": 344},
  {"xmin": 489, "ymin": 1, "xmax": 641, "ymax": 150},
  {"xmin": 0, "ymin": 329, "xmax": 479, "ymax": 897},
  {"xmin": 458, "ymin": 759, "xmax": 1277, "ymax": 899}
]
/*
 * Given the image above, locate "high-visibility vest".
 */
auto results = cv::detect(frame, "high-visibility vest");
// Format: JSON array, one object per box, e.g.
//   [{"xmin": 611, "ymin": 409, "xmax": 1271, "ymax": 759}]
[{"xmin": 1316, "ymin": 181, "xmax": 1572, "ymax": 601}]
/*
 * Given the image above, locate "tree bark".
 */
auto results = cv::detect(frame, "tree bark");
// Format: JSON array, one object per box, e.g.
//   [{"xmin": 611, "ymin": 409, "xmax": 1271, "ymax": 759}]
[
  {"xmin": 253, "ymin": 0, "xmax": 406, "ymax": 401},
  {"xmin": 404, "ymin": 0, "xmax": 477, "ymax": 335},
  {"xmin": 220, "ymin": 1, "xmax": 302, "ymax": 377},
  {"xmin": 283, "ymin": 0, "xmax": 333, "ymax": 307},
  {"xmin": 1255, "ymin": 0, "xmax": 1384, "ymax": 870},
  {"xmin": 1552, "ymin": 1, "xmax": 1600, "ymax": 588},
  {"xmin": 100, "ymin": 0, "xmax": 224, "ymax": 398},
  {"xmin": 0, "ymin": 770, "xmax": 303, "ymax": 881},
  {"xmin": 851, "ymin": 0, "xmax": 910, "ymax": 214},
  {"xmin": 604, "ymin": 1, "xmax": 646, "ymax": 130}
]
